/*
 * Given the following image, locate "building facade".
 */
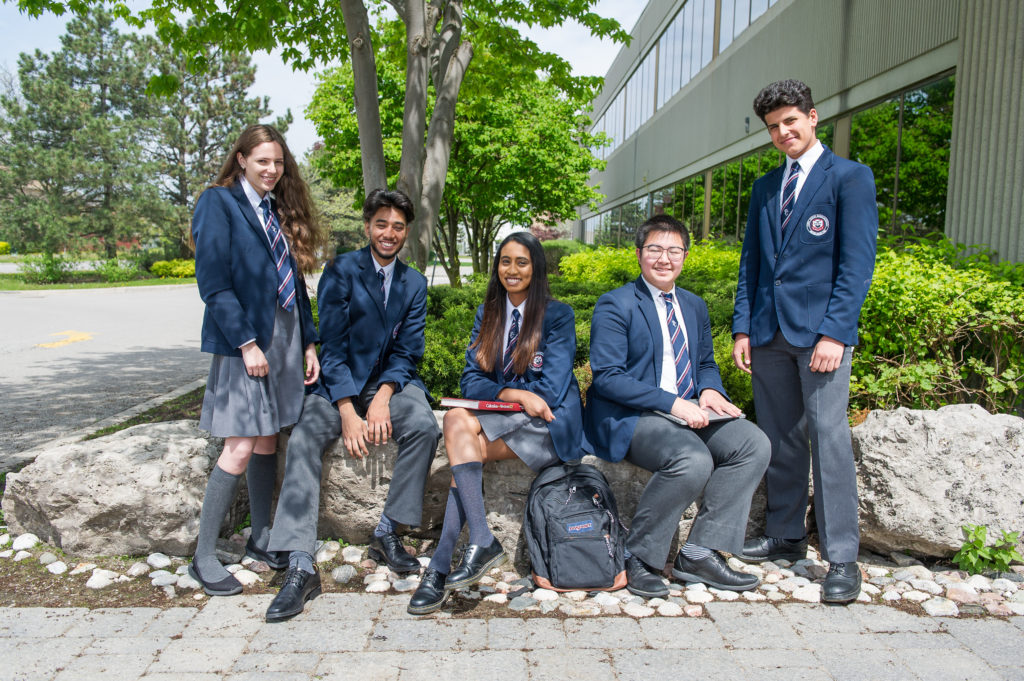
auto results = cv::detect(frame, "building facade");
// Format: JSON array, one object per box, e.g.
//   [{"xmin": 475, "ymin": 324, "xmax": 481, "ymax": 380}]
[{"xmin": 578, "ymin": 0, "xmax": 1024, "ymax": 262}]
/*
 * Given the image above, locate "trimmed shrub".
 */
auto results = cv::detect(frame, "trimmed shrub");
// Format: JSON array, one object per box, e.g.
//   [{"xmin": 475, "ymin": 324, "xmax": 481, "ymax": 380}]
[
  {"xmin": 151, "ymin": 259, "xmax": 196, "ymax": 278},
  {"xmin": 94, "ymin": 259, "xmax": 140, "ymax": 283},
  {"xmin": 0, "ymin": 242, "xmax": 10, "ymax": 255},
  {"xmin": 19, "ymin": 253, "xmax": 80, "ymax": 284},
  {"xmin": 542, "ymin": 239, "xmax": 590, "ymax": 275},
  {"xmin": 560, "ymin": 246, "xmax": 638, "ymax": 290}
]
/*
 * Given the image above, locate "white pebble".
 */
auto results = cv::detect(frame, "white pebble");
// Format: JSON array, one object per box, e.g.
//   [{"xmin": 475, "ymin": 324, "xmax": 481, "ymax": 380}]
[
  {"xmin": 791, "ymin": 585, "xmax": 821, "ymax": 603},
  {"xmin": 903, "ymin": 590, "xmax": 930, "ymax": 602},
  {"xmin": 533, "ymin": 588, "xmax": 559, "ymax": 601},
  {"xmin": 0, "ymin": 550, "xmax": 12, "ymax": 559},
  {"xmin": 69, "ymin": 563, "xmax": 96, "ymax": 576},
  {"xmin": 126, "ymin": 562, "xmax": 150, "ymax": 577},
  {"xmin": 484, "ymin": 593, "xmax": 508, "ymax": 604},
  {"xmin": 162, "ymin": 585, "xmax": 176, "ymax": 598},
  {"xmin": 417, "ymin": 556, "xmax": 430, "ymax": 567},
  {"xmin": 565, "ymin": 590, "xmax": 588, "ymax": 602},
  {"xmin": 225, "ymin": 564, "xmax": 244, "ymax": 574},
  {"xmin": 1005, "ymin": 602, "xmax": 1024, "ymax": 616},
  {"xmin": 147, "ymin": 553, "xmax": 172, "ymax": 569},
  {"xmin": 685, "ymin": 590, "xmax": 714, "ymax": 604},
  {"xmin": 763, "ymin": 572, "xmax": 781, "ymax": 584},
  {"xmin": 857, "ymin": 591, "xmax": 872, "ymax": 603},
  {"xmin": 175, "ymin": 565, "xmax": 189, "ymax": 575},
  {"xmin": 965, "ymin": 574, "xmax": 993, "ymax": 591},
  {"xmin": 684, "ymin": 604, "xmax": 704, "ymax": 617},
  {"xmin": 860, "ymin": 583, "xmax": 882, "ymax": 596},
  {"xmin": 332, "ymin": 565, "xmax": 358, "ymax": 584},
  {"xmin": 363, "ymin": 573, "xmax": 388, "ymax": 584},
  {"xmin": 658, "ymin": 602, "xmax": 684, "ymax": 616},
  {"xmin": 46, "ymin": 561, "xmax": 68, "ymax": 575},
  {"xmin": 393, "ymin": 579, "xmax": 418, "ymax": 593},
  {"xmin": 921, "ymin": 597, "xmax": 959, "ymax": 617},
  {"xmin": 86, "ymin": 569, "xmax": 119, "ymax": 589},
  {"xmin": 13, "ymin": 551, "xmax": 31, "ymax": 562},
  {"xmin": 177, "ymin": 573, "xmax": 202, "ymax": 590},
  {"xmin": 0, "ymin": 534, "xmax": 10, "ymax": 548},
  {"xmin": 11, "ymin": 534, "xmax": 40, "ymax": 551},
  {"xmin": 991, "ymin": 578, "xmax": 1017, "ymax": 593},
  {"xmin": 866, "ymin": 566, "xmax": 890, "ymax": 578},
  {"xmin": 648, "ymin": 597, "xmax": 667, "ymax": 607},
  {"xmin": 909, "ymin": 579, "xmax": 943, "ymax": 595},
  {"xmin": 151, "ymin": 571, "xmax": 178, "ymax": 587},
  {"xmin": 601, "ymin": 602, "xmax": 622, "ymax": 615},
  {"xmin": 766, "ymin": 590, "xmax": 787, "ymax": 601},
  {"xmin": 37, "ymin": 552, "xmax": 57, "ymax": 566},
  {"xmin": 711, "ymin": 590, "xmax": 739, "ymax": 601},
  {"xmin": 622, "ymin": 602, "xmax": 655, "ymax": 617},
  {"xmin": 341, "ymin": 546, "xmax": 363, "ymax": 564},
  {"xmin": 592, "ymin": 592, "xmax": 620, "ymax": 607},
  {"xmin": 233, "ymin": 569, "xmax": 261, "ymax": 586},
  {"xmin": 882, "ymin": 591, "xmax": 902, "ymax": 602},
  {"xmin": 365, "ymin": 581, "xmax": 390, "ymax": 593},
  {"xmin": 742, "ymin": 591, "xmax": 767, "ymax": 602},
  {"xmin": 685, "ymin": 582, "xmax": 708, "ymax": 591},
  {"xmin": 315, "ymin": 540, "xmax": 341, "ymax": 563}
]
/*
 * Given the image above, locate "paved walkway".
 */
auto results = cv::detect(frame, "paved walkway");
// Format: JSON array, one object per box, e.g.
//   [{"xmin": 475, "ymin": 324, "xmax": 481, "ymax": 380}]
[{"xmin": 2, "ymin": 596, "xmax": 1022, "ymax": 680}]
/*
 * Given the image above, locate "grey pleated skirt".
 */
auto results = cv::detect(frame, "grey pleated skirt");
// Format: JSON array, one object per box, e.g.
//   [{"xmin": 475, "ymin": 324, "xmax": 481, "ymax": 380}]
[
  {"xmin": 199, "ymin": 303, "xmax": 304, "ymax": 438},
  {"xmin": 476, "ymin": 410, "xmax": 560, "ymax": 472}
]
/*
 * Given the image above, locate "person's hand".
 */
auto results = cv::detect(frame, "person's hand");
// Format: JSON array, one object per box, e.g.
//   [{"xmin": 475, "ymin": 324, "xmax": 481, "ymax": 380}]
[
  {"xmin": 303, "ymin": 344, "xmax": 320, "ymax": 385},
  {"xmin": 810, "ymin": 336, "xmax": 845, "ymax": 373},
  {"xmin": 732, "ymin": 333, "xmax": 752, "ymax": 375},
  {"xmin": 699, "ymin": 388, "xmax": 742, "ymax": 417},
  {"xmin": 670, "ymin": 397, "xmax": 709, "ymax": 429},
  {"xmin": 499, "ymin": 388, "xmax": 554, "ymax": 422},
  {"xmin": 365, "ymin": 384, "xmax": 395, "ymax": 445},
  {"xmin": 338, "ymin": 400, "xmax": 368, "ymax": 459},
  {"xmin": 241, "ymin": 341, "xmax": 269, "ymax": 377}
]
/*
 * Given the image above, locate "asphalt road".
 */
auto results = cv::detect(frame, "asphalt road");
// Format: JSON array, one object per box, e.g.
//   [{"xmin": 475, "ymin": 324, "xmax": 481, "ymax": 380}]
[{"xmin": 0, "ymin": 284, "xmax": 209, "ymax": 460}]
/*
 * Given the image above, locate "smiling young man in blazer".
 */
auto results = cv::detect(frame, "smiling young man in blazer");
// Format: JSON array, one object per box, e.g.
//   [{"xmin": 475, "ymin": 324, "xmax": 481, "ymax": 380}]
[
  {"xmin": 585, "ymin": 214, "xmax": 770, "ymax": 599},
  {"xmin": 731, "ymin": 80, "xmax": 878, "ymax": 603},
  {"xmin": 264, "ymin": 188, "xmax": 440, "ymax": 622}
]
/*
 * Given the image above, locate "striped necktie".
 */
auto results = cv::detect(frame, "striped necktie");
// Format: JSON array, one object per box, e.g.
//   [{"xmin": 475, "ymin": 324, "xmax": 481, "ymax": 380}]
[
  {"xmin": 261, "ymin": 197, "xmax": 296, "ymax": 311},
  {"xmin": 661, "ymin": 292, "xmax": 693, "ymax": 398},
  {"xmin": 502, "ymin": 309, "xmax": 521, "ymax": 381},
  {"xmin": 377, "ymin": 268, "xmax": 387, "ymax": 308},
  {"xmin": 780, "ymin": 161, "xmax": 800, "ymax": 232}
]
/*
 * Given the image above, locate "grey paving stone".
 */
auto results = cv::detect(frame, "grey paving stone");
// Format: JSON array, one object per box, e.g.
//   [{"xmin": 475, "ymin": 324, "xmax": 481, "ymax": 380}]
[
  {"xmin": 142, "ymin": 608, "xmax": 198, "ymax": 637},
  {"xmin": 82, "ymin": 637, "xmax": 168, "ymax": 657},
  {"xmin": 729, "ymin": 647, "xmax": 827, "ymax": 673},
  {"xmin": 941, "ymin": 619, "xmax": 1024, "ymax": 668},
  {"xmin": 1011, "ymin": 617, "xmax": 1024, "ymax": 633},
  {"xmin": 317, "ymin": 652, "xmax": 402, "ymax": 681},
  {"xmin": 488, "ymin": 617, "xmax": 566, "ymax": 649},
  {"xmin": 0, "ymin": 636, "xmax": 91, "ymax": 680},
  {"xmin": 0, "ymin": 607, "xmax": 88, "ymax": 637},
  {"xmin": 138, "ymin": 674, "xmax": 223, "ymax": 681},
  {"xmin": 612, "ymin": 649, "xmax": 743, "ymax": 681},
  {"xmin": 64, "ymin": 608, "xmax": 162, "ymax": 638},
  {"xmin": 223, "ymin": 673, "xmax": 312, "ymax": 681},
  {"xmin": 813, "ymin": 649, "xmax": 922, "ymax": 681},
  {"xmin": 303, "ymin": 593, "xmax": 383, "ymax": 621},
  {"xmin": 248, "ymin": 619, "xmax": 373, "ymax": 653},
  {"xmin": 368, "ymin": 619, "xmax": 487, "ymax": 652},
  {"xmin": 780, "ymin": 602, "xmax": 866, "ymax": 634},
  {"xmin": 52, "ymin": 653, "xmax": 154, "ymax": 681},
  {"xmin": 637, "ymin": 617, "xmax": 726, "ymax": 649},
  {"xmin": 851, "ymin": 605, "xmax": 942, "ymax": 633},
  {"xmin": 562, "ymin": 617, "xmax": 644, "ymax": 648},
  {"xmin": 706, "ymin": 602, "xmax": 805, "ymax": 649},
  {"xmin": 996, "ymin": 665, "xmax": 1024, "ymax": 681},
  {"xmin": 231, "ymin": 652, "xmax": 320, "ymax": 673},
  {"xmin": 148, "ymin": 637, "xmax": 250, "ymax": 673},
  {"xmin": 894, "ymin": 647, "xmax": 1004, "ymax": 681},
  {"xmin": 375, "ymin": 595, "xmax": 424, "ymax": 622},
  {"xmin": 527, "ymin": 649, "xmax": 616, "ymax": 681},
  {"xmin": 810, "ymin": 632, "xmax": 890, "ymax": 650},
  {"xmin": 878, "ymin": 632, "xmax": 965, "ymax": 650},
  {"xmin": 182, "ymin": 598, "xmax": 268, "ymax": 639},
  {"xmin": 395, "ymin": 650, "xmax": 528, "ymax": 681}
]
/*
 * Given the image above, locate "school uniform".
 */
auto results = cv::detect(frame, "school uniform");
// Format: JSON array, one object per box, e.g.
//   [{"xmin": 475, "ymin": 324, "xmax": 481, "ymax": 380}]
[
  {"xmin": 461, "ymin": 298, "xmax": 583, "ymax": 470},
  {"xmin": 192, "ymin": 179, "xmax": 317, "ymax": 437},
  {"xmin": 732, "ymin": 142, "xmax": 878, "ymax": 563}
]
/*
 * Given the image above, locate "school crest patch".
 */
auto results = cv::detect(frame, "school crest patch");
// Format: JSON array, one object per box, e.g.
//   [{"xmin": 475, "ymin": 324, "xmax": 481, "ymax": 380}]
[
  {"xmin": 806, "ymin": 214, "xmax": 830, "ymax": 236},
  {"xmin": 530, "ymin": 352, "xmax": 544, "ymax": 370}
]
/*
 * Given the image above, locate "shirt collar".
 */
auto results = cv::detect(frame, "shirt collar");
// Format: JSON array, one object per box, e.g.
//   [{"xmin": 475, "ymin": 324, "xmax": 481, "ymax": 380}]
[
  {"xmin": 239, "ymin": 175, "xmax": 274, "ymax": 214},
  {"xmin": 375, "ymin": 257, "xmax": 396, "ymax": 279},
  {"xmin": 641, "ymin": 275, "xmax": 675, "ymax": 302},
  {"xmin": 505, "ymin": 295, "xmax": 526, "ymax": 322},
  {"xmin": 786, "ymin": 139, "xmax": 824, "ymax": 175}
]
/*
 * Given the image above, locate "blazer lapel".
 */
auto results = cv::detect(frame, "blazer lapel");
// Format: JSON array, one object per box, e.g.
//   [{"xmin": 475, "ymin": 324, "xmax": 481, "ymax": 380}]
[
  {"xmin": 385, "ymin": 260, "xmax": 408, "ymax": 333},
  {"xmin": 358, "ymin": 248, "xmax": 387, "ymax": 323},
  {"xmin": 633, "ymin": 278, "xmax": 663, "ymax": 381},
  {"xmin": 781, "ymin": 147, "xmax": 833, "ymax": 253},
  {"xmin": 229, "ymin": 182, "xmax": 274, "ymax": 261},
  {"xmin": 764, "ymin": 165, "xmax": 785, "ymax": 251}
]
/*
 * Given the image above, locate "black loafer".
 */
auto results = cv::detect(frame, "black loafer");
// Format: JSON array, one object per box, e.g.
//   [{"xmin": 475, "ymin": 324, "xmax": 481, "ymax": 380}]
[
  {"xmin": 265, "ymin": 566, "xmax": 322, "ymax": 622},
  {"xmin": 407, "ymin": 568, "xmax": 450, "ymax": 615},
  {"xmin": 368, "ymin": 532, "xmax": 421, "ymax": 573},
  {"xmin": 737, "ymin": 534, "xmax": 808, "ymax": 563},
  {"xmin": 245, "ymin": 537, "xmax": 289, "ymax": 570},
  {"xmin": 188, "ymin": 563, "xmax": 243, "ymax": 597},
  {"xmin": 822, "ymin": 562, "xmax": 861, "ymax": 604},
  {"xmin": 625, "ymin": 555, "xmax": 669, "ymax": 599},
  {"xmin": 445, "ymin": 538, "xmax": 506, "ymax": 590},
  {"xmin": 672, "ymin": 551, "xmax": 760, "ymax": 592}
]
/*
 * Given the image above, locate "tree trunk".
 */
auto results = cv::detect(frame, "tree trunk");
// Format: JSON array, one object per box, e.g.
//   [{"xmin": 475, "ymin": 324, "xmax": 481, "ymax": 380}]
[
  {"xmin": 432, "ymin": 201, "xmax": 463, "ymax": 286},
  {"xmin": 395, "ymin": 1, "xmax": 430, "ymax": 265},
  {"xmin": 340, "ymin": 0, "xmax": 387, "ymax": 195}
]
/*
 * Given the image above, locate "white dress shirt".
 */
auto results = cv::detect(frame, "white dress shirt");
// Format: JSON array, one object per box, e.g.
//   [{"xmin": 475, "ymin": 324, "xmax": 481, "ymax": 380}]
[{"xmin": 641, "ymin": 276, "xmax": 690, "ymax": 395}]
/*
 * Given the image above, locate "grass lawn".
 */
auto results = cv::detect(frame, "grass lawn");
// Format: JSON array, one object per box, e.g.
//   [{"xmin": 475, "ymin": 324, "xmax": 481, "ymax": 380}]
[
  {"xmin": 84, "ymin": 386, "xmax": 205, "ymax": 440},
  {"xmin": 0, "ymin": 273, "xmax": 196, "ymax": 291}
]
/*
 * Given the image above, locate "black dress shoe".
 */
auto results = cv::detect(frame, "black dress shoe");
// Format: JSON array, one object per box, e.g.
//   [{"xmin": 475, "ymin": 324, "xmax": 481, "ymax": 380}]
[
  {"xmin": 407, "ymin": 568, "xmax": 450, "ymax": 615},
  {"xmin": 266, "ymin": 566, "xmax": 322, "ymax": 622},
  {"xmin": 737, "ymin": 534, "xmax": 808, "ymax": 563},
  {"xmin": 245, "ymin": 537, "xmax": 289, "ymax": 570},
  {"xmin": 822, "ymin": 561, "xmax": 861, "ymax": 604},
  {"xmin": 188, "ymin": 563, "xmax": 243, "ymax": 597},
  {"xmin": 368, "ymin": 532, "xmax": 421, "ymax": 573},
  {"xmin": 445, "ymin": 538, "xmax": 506, "ymax": 590},
  {"xmin": 672, "ymin": 551, "xmax": 760, "ymax": 592},
  {"xmin": 625, "ymin": 555, "xmax": 669, "ymax": 599}
]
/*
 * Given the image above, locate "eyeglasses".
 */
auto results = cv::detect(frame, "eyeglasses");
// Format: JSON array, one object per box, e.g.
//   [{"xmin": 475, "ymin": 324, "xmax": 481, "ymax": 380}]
[{"xmin": 642, "ymin": 245, "xmax": 687, "ymax": 262}]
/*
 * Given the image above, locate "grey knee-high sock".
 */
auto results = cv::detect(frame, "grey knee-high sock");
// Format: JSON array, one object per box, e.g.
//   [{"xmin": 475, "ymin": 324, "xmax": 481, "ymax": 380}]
[
  {"xmin": 450, "ymin": 462, "xmax": 492, "ymax": 547},
  {"xmin": 194, "ymin": 465, "xmax": 241, "ymax": 580},
  {"xmin": 428, "ymin": 487, "xmax": 466, "ymax": 574},
  {"xmin": 247, "ymin": 452, "xmax": 277, "ymax": 550}
]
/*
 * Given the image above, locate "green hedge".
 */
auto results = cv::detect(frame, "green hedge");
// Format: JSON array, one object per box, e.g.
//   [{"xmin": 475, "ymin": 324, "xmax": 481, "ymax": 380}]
[
  {"xmin": 151, "ymin": 259, "xmax": 196, "ymax": 278},
  {"xmin": 541, "ymin": 239, "xmax": 590, "ymax": 275},
  {"xmin": 0, "ymin": 242, "xmax": 10, "ymax": 255}
]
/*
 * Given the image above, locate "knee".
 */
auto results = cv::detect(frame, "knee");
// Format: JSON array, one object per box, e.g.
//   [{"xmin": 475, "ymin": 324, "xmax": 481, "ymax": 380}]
[
  {"xmin": 442, "ymin": 408, "xmax": 475, "ymax": 440},
  {"xmin": 742, "ymin": 428, "xmax": 772, "ymax": 472},
  {"xmin": 663, "ymin": 448, "xmax": 713, "ymax": 485}
]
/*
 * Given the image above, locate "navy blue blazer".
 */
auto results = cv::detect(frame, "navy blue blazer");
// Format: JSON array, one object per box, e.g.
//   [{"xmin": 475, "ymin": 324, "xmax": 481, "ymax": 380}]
[
  {"xmin": 585, "ymin": 277, "xmax": 727, "ymax": 463},
  {"xmin": 317, "ymin": 246, "xmax": 429, "ymax": 404},
  {"xmin": 193, "ymin": 183, "xmax": 317, "ymax": 356},
  {"xmin": 732, "ymin": 146, "xmax": 878, "ymax": 348},
  {"xmin": 461, "ymin": 299, "xmax": 583, "ymax": 463}
]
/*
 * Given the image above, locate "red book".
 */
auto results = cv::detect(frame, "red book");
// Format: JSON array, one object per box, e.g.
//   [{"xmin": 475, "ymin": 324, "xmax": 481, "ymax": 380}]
[{"xmin": 440, "ymin": 397, "xmax": 523, "ymax": 412}]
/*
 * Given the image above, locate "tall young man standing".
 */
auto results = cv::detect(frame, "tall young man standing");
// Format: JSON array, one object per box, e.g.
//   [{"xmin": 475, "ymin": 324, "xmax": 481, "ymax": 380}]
[{"xmin": 732, "ymin": 80, "xmax": 878, "ymax": 603}]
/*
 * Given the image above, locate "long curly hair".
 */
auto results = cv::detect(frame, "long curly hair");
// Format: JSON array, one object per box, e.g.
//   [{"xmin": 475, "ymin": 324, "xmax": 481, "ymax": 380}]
[{"xmin": 211, "ymin": 124, "xmax": 326, "ymax": 273}]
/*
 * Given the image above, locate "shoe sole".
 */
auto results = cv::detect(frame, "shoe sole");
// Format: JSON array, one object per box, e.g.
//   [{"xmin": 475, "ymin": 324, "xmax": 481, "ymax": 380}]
[
  {"xmin": 265, "ymin": 584, "xmax": 323, "ymax": 622},
  {"xmin": 671, "ymin": 568, "xmax": 759, "ymax": 593},
  {"xmin": 822, "ymin": 585, "xmax": 861, "ymax": 604},
  {"xmin": 735, "ymin": 550, "xmax": 806, "ymax": 564},
  {"xmin": 626, "ymin": 583, "xmax": 669, "ymax": 599},
  {"xmin": 188, "ymin": 564, "xmax": 243, "ymax": 597},
  {"xmin": 367, "ymin": 547, "xmax": 420, "ymax": 574},
  {"xmin": 407, "ymin": 591, "xmax": 451, "ymax": 616},
  {"xmin": 444, "ymin": 551, "xmax": 507, "ymax": 591}
]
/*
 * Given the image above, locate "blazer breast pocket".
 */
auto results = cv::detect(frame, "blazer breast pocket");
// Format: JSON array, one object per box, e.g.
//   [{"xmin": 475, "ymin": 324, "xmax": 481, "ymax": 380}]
[{"xmin": 798, "ymin": 209, "xmax": 837, "ymax": 245}]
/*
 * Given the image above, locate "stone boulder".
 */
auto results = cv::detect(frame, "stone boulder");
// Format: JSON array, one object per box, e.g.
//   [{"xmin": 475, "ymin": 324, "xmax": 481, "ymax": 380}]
[
  {"xmin": 854, "ymin": 404, "xmax": 1024, "ymax": 557},
  {"xmin": 1, "ymin": 421, "xmax": 244, "ymax": 556}
]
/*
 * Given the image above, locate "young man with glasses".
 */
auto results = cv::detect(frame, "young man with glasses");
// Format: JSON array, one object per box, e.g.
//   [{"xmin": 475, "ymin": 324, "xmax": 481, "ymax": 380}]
[{"xmin": 585, "ymin": 214, "xmax": 771, "ymax": 598}]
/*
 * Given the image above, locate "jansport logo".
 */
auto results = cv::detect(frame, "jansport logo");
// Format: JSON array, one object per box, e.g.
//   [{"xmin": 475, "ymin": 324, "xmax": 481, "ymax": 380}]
[{"xmin": 566, "ymin": 520, "xmax": 594, "ymax": 534}]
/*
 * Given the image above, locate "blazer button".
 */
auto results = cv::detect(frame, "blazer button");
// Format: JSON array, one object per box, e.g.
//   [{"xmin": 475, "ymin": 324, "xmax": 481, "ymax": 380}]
[
  {"xmin": 775, "ymin": 280, "xmax": 781, "ymax": 286},
  {"xmin": 773, "ymin": 253, "xmax": 778, "ymax": 260}
]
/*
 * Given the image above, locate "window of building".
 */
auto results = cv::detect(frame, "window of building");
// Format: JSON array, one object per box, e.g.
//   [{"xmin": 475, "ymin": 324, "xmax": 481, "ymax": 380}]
[{"xmin": 720, "ymin": 0, "xmax": 778, "ymax": 52}]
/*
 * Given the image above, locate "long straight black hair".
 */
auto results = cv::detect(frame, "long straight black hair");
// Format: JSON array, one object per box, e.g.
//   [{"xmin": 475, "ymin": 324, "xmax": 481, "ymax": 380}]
[{"xmin": 470, "ymin": 231, "xmax": 552, "ymax": 375}]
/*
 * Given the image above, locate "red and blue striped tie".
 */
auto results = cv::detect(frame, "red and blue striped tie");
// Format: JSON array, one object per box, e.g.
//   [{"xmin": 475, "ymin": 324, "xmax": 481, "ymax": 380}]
[
  {"xmin": 261, "ymin": 197, "xmax": 296, "ymax": 311},
  {"xmin": 780, "ymin": 161, "xmax": 801, "ymax": 233},
  {"xmin": 502, "ymin": 309, "xmax": 521, "ymax": 381},
  {"xmin": 662, "ymin": 292, "xmax": 693, "ymax": 398}
]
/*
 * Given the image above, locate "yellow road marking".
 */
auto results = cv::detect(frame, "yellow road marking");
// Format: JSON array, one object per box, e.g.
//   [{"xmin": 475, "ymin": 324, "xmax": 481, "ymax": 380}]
[{"xmin": 36, "ymin": 330, "xmax": 93, "ymax": 348}]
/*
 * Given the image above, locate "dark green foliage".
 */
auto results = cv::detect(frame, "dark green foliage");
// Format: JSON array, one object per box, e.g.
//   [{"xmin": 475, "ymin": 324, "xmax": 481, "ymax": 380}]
[{"xmin": 542, "ymin": 239, "xmax": 590, "ymax": 275}]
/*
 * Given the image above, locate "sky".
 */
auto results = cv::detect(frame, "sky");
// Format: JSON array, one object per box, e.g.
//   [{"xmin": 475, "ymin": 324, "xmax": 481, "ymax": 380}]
[{"xmin": 0, "ymin": 1, "xmax": 646, "ymax": 157}]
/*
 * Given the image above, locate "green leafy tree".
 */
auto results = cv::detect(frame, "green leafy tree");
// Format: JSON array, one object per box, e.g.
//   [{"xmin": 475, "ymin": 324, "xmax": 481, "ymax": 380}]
[
  {"xmin": 301, "ymin": 150, "xmax": 365, "ymax": 255},
  {"xmin": 15, "ymin": 0, "xmax": 627, "ymax": 270},
  {"xmin": 0, "ymin": 9, "xmax": 166, "ymax": 256}
]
